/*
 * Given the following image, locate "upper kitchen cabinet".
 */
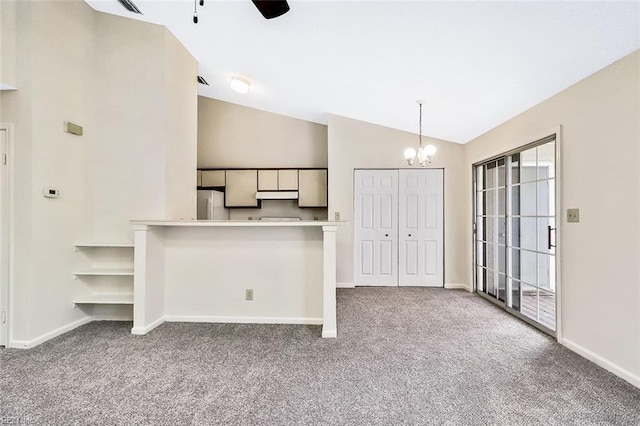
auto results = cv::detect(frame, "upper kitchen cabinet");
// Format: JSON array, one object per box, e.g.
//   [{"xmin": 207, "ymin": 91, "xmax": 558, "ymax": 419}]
[
  {"xmin": 225, "ymin": 170, "xmax": 259, "ymax": 207},
  {"xmin": 201, "ymin": 170, "xmax": 226, "ymax": 188},
  {"xmin": 298, "ymin": 169, "xmax": 328, "ymax": 207},
  {"xmin": 278, "ymin": 170, "xmax": 299, "ymax": 190},
  {"xmin": 258, "ymin": 170, "xmax": 278, "ymax": 191}
]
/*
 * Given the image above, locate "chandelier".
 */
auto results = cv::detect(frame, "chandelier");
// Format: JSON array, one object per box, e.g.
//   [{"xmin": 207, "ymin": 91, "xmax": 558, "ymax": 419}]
[{"xmin": 403, "ymin": 101, "xmax": 436, "ymax": 166}]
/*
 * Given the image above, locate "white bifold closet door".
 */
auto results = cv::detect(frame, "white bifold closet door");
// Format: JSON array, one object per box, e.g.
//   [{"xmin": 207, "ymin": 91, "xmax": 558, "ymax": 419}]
[
  {"xmin": 354, "ymin": 169, "xmax": 443, "ymax": 287},
  {"xmin": 354, "ymin": 170, "xmax": 398, "ymax": 286},
  {"xmin": 398, "ymin": 169, "xmax": 444, "ymax": 287}
]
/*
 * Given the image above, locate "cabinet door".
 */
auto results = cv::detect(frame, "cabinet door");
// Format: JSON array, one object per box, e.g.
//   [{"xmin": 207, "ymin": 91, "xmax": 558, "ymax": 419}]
[
  {"xmin": 278, "ymin": 169, "xmax": 298, "ymax": 190},
  {"xmin": 201, "ymin": 170, "xmax": 226, "ymax": 187},
  {"xmin": 298, "ymin": 169, "xmax": 327, "ymax": 207},
  {"xmin": 258, "ymin": 170, "xmax": 278, "ymax": 191},
  {"xmin": 225, "ymin": 170, "xmax": 258, "ymax": 207}
]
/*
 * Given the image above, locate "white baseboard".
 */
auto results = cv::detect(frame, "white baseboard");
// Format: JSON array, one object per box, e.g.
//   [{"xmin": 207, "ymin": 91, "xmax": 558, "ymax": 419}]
[
  {"xmin": 164, "ymin": 315, "xmax": 323, "ymax": 325},
  {"xmin": 561, "ymin": 338, "xmax": 640, "ymax": 389},
  {"xmin": 445, "ymin": 283, "xmax": 471, "ymax": 292},
  {"xmin": 322, "ymin": 329, "xmax": 337, "ymax": 338},
  {"xmin": 336, "ymin": 282, "xmax": 355, "ymax": 288},
  {"xmin": 131, "ymin": 317, "xmax": 164, "ymax": 335},
  {"xmin": 8, "ymin": 316, "xmax": 93, "ymax": 349}
]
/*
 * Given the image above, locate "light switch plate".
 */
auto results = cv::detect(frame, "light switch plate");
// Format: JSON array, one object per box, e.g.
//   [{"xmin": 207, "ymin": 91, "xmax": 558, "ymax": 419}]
[
  {"xmin": 567, "ymin": 208, "xmax": 579, "ymax": 223},
  {"xmin": 334, "ymin": 212, "xmax": 340, "ymax": 221},
  {"xmin": 245, "ymin": 289, "xmax": 253, "ymax": 301}
]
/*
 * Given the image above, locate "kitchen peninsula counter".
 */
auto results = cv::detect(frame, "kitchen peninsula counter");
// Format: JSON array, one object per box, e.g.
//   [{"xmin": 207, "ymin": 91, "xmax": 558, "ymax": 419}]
[{"xmin": 130, "ymin": 220, "xmax": 344, "ymax": 338}]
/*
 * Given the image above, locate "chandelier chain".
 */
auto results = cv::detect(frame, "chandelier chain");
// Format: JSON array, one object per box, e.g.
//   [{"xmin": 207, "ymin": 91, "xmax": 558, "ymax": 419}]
[{"xmin": 418, "ymin": 102, "xmax": 423, "ymax": 150}]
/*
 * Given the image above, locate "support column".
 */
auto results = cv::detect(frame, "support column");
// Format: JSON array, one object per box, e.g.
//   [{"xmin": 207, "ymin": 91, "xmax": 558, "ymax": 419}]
[
  {"xmin": 131, "ymin": 224, "xmax": 165, "ymax": 335},
  {"xmin": 322, "ymin": 225, "xmax": 338, "ymax": 338},
  {"xmin": 131, "ymin": 225, "xmax": 149, "ymax": 335}
]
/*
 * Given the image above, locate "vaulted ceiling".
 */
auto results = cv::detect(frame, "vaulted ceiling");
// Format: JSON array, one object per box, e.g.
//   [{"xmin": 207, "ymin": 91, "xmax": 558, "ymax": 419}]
[{"xmin": 85, "ymin": 0, "xmax": 639, "ymax": 143}]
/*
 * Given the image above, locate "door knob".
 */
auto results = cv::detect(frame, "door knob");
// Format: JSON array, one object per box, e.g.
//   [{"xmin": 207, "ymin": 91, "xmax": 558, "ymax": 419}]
[
  {"xmin": 408, "ymin": 234, "xmax": 412, "ymax": 237},
  {"xmin": 385, "ymin": 234, "xmax": 389, "ymax": 237}
]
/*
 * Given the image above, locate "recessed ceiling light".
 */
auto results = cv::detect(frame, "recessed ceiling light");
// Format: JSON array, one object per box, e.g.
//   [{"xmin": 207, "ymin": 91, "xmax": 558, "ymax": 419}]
[{"xmin": 230, "ymin": 77, "xmax": 251, "ymax": 94}]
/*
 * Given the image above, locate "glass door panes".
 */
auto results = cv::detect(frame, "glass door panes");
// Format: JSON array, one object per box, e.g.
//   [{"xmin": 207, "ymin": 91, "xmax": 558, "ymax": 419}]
[
  {"xmin": 475, "ymin": 160, "xmax": 507, "ymax": 302},
  {"xmin": 474, "ymin": 138, "xmax": 556, "ymax": 334}
]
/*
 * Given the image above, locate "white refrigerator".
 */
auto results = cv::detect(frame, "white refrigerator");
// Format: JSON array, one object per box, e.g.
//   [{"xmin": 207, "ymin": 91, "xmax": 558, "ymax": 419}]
[{"xmin": 197, "ymin": 190, "xmax": 229, "ymax": 220}]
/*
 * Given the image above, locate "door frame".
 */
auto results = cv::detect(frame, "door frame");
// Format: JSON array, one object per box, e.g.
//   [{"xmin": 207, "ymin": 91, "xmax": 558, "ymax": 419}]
[
  {"xmin": 0, "ymin": 124, "xmax": 13, "ymax": 347},
  {"xmin": 353, "ymin": 167, "xmax": 445, "ymax": 288},
  {"xmin": 471, "ymin": 126, "xmax": 563, "ymax": 342}
]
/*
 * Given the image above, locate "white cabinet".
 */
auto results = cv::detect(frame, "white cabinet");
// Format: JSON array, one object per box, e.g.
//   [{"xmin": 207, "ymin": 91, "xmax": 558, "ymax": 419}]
[
  {"xmin": 278, "ymin": 169, "xmax": 298, "ymax": 190},
  {"xmin": 201, "ymin": 170, "xmax": 226, "ymax": 187},
  {"xmin": 225, "ymin": 169, "xmax": 259, "ymax": 207},
  {"xmin": 258, "ymin": 170, "xmax": 278, "ymax": 191},
  {"xmin": 298, "ymin": 169, "xmax": 328, "ymax": 207},
  {"xmin": 259, "ymin": 169, "xmax": 299, "ymax": 191}
]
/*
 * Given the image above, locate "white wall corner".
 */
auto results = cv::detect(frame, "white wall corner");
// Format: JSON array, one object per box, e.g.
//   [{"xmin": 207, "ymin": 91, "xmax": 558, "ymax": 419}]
[
  {"xmin": 561, "ymin": 338, "xmax": 640, "ymax": 389},
  {"xmin": 8, "ymin": 316, "xmax": 93, "ymax": 349},
  {"xmin": 336, "ymin": 282, "xmax": 355, "ymax": 288},
  {"xmin": 444, "ymin": 283, "xmax": 471, "ymax": 292}
]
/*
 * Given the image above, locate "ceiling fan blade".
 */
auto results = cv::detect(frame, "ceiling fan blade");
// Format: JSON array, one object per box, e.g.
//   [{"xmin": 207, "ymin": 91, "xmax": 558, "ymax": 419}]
[{"xmin": 251, "ymin": 0, "xmax": 290, "ymax": 19}]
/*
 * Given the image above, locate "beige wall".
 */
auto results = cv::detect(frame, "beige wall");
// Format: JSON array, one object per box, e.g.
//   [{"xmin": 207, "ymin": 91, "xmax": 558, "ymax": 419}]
[
  {"xmin": 0, "ymin": 0, "xmax": 95, "ymax": 341},
  {"xmin": 463, "ymin": 51, "xmax": 640, "ymax": 384},
  {"xmin": 164, "ymin": 31, "xmax": 198, "ymax": 221},
  {"xmin": 91, "ymin": 12, "xmax": 166, "ymax": 241},
  {"xmin": 92, "ymin": 11, "xmax": 198, "ymax": 241},
  {"xmin": 0, "ymin": 0, "xmax": 197, "ymax": 344},
  {"xmin": 198, "ymin": 97, "xmax": 328, "ymax": 169},
  {"xmin": 328, "ymin": 114, "xmax": 467, "ymax": 286}
]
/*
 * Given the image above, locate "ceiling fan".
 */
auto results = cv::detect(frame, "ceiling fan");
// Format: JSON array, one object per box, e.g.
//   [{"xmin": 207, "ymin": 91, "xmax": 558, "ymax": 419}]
[{"xmin": 116, "ymin": 0, "xmax": 290, "ymax": 22}]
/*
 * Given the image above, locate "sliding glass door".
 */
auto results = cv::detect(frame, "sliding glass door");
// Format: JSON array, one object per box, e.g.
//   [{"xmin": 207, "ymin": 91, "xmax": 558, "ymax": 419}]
[{"xmin": 474, "ymin": 137, "xmax": 556, "ymax": 334}]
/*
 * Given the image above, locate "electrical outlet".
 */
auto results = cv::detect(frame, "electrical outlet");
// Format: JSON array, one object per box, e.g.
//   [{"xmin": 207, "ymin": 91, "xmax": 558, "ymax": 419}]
[
  {"xmin": 567, "ymin": 208, "xmax": 580, "ymax": 223},
  {"xmin": 245, "ymin": 289, "xmax": 253, "ymax": 301},
  {"xmin": 334, "ymin": 211, "xmax": 341, "ymax": 221}
]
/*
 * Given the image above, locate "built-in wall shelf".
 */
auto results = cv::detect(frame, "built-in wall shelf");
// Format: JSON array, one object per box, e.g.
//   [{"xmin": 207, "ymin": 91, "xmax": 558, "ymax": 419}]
[
  {"xmin": 74, "ymin": 243, "xmax": 134, "ymax": 250},
  {"xmin": 73, "ymin": 293, "xmax": 133, "ymax": 305},
  {"xmin": 73, "ymin": 241, "xmax": 135, "ymax": 313},
  {"xmin": 73, "ymin": 268, "xmax": 134, "ymax": 278}
]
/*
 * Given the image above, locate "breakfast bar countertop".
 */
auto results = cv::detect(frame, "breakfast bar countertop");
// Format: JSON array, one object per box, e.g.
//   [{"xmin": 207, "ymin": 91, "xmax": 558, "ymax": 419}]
[{"xmin": 130, "ymin": 220, "xmax": 346, "ymax": 227}]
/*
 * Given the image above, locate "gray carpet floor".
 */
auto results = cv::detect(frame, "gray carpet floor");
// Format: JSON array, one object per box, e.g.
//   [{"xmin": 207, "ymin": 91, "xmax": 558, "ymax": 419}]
[{"xmin": 1, "ymin": 288, "xmax": 639, "ymax": 425}]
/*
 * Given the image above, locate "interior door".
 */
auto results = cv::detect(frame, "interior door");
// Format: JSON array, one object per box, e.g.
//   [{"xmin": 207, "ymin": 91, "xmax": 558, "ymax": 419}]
[
  {"xmin": 398, "ymin": 169, "xmax": 444, "ymax": 287},
  {"xmin": 354, "ymin": 170, "xmax": 398, "ymax": 286}
]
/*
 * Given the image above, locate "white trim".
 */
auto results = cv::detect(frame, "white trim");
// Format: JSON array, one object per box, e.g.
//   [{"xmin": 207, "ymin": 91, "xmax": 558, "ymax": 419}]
[
  {"xmin": 444, "ymin": 283, "xmax": 471, "ymax": 292},
  {"xmin": 554, "ymin": 125, "xmax": 563, "ymax": 343},
  {"xmin": 322, "ymin": 329, "xmax": 337, "ymax": 338},
  {"xmin": 163, "ymin": 315, "xmax": 323, "ymax": 325},
  {"xmin": 8, "ymin": 316, "xmax": 92, "ymax": 349},
  {"xmin": 0, "ymin": 124, "xmax": 13, "ymax": 348},
  {"xmin": 561, "ymin": 338, "xmax": 640, "ymax": 389},
  {"xmin": 131, "ymin": 317, "xmax": 164, "ymax": 335},
  {"xmin": 336, "ymin": 282, "xmax": 355, "ymax": 288},
  {"xmin": 0, "ymin": 83, "xmax": 17, "ymax": 91}
]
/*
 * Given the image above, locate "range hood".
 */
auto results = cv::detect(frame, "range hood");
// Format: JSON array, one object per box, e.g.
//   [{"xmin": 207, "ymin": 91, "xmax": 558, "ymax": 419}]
[{"xmin": 255, "ymin": 191, "xmax": 299, "ymax": 200}]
